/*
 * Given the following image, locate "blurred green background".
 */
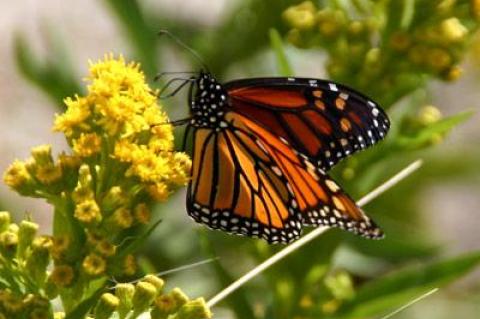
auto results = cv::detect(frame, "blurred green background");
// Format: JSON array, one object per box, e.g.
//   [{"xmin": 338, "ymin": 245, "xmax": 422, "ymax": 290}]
[{"xmin": 1, "ymin": 0, "xmax": 480, "ymax": 318}]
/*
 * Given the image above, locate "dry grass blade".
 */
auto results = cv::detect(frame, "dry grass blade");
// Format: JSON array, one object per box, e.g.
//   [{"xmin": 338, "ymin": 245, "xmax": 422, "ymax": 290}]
[{"xmin": 378, "ymin": 288, "xmax": 439, "ymax": 319}]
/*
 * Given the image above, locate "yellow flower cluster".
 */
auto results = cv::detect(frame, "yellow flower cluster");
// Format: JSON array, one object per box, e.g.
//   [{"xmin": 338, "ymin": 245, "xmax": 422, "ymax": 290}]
[
  {"xmin": 2, "ymin": 55, "xmax": 193, "ymax": 310},
  {"xmin": 282, "ymin": 1, "xmax": 477, "ymax": 84},
  {"xmin": 54, "ymin": 54, "xmax": 191, "ymax": 200},
  {"xmin": 89, "ymin": 275, "xmax": 212, "ymax": 319}
]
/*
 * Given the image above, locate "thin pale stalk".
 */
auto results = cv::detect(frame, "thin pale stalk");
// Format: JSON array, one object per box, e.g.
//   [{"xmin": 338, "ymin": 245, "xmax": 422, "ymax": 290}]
[
  {"xmin": 378, "ymin": 288, "xmax": 439, "ymax": 319},
  {"xmin": 206, "ymin": 159, "xmax": 423, "ymax": 308}
]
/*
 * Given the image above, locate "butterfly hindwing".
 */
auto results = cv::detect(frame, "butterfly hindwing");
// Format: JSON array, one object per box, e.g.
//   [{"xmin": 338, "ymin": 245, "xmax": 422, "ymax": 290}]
[
  {"xmin": 187, "ymin": 123, "xmax": 304, "ymax": 244},
  {"xmin": 225, "ymin": 77, "xmax": 390, "ymax": 171},
  {"xmin": 231, "ymin": 112, "xmax": 383, "ymax": 239}
]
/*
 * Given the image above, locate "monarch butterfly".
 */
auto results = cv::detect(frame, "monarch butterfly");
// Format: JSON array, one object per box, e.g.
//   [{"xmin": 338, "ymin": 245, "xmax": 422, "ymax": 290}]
[
  {"xmin": 157, "ymin": 32, "xmax": 389, "ymax": 244},
  {"xmin": 167, "ymin": 70, "xmax": 390, "ymax": 244}
]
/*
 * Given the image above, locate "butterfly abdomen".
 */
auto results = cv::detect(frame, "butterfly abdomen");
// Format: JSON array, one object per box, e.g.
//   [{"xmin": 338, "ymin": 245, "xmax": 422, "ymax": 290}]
[{"xmin": 190, "ymin": 72, "xmax": 229, "ymax": 129}]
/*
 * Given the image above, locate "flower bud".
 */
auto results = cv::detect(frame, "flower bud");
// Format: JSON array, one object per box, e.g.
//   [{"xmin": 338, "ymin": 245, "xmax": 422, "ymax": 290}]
[
  {"xmin": 51, "ymin": 235, "xmax": 71, "ymax": 260},
  {"xmin": 31, "ymin": 145, "xmax": 54, "ymax": 166},
  {"xmin": 82, "ymin": 253, "xmax": 106, "ymax": 276},
  {"xmin": 0, "ymin": 231, "xmax": 18, "ymax": 258},
  {"xmin": 142, "ymin": 275, "xmax": 165, "ymax": 294},
  {"xmin": 151, "ymin": 294, "xmax": 177, "ymax": 319},
  {"xmin": 174, "ymin": 298, "xmax": 212, "ymax": 319},
  {"xmin": 26, "ymin": 236, "xmax": 52, "ymax": 284},
  {"xmin": 440, "ymin": 17, "xmax": 468, "ymax": 42},
  {"xmin": 123, "ymin": 254, "xmax": 137, "ymax": 276},
  {"xmin": 324, "ymin": 271, "xmax": 354, "ymax": 301},
  {"xmin": 94, "ymin": 293, "xmax": 119, "ymax": 319},
  {"xmin": 132, "ymin": 282, "xmax": 157, "ymax": 316},
  {"xmin": 282, "ymin": 1, "xmax": 317, "ymax": 30},
  {"xmin": 115, "ymin": 283, "xmax": 135, "ymax": 319},
  {"xmin": 96, "ymin": 239, "xmax": 116, "ymax": 257},
  {"xmin": 74, "ymin": 199, "xmax": 102, "ymax": 225},
  {"xmin": 418, "ymin": 105, "xmax": 442, "ymax": 126},
  {"xmin": 35, "ymin": 164, "xmax": 62, "ymax": 185},
  {"xmin": 78, "ymin": 164, "xmax": 93, "ymax": 187},
  {"xmin": 102, "ymin": 186, "xmax": 127, "ymax": 211},
  {"xmin": 317, "ymin": 9, "xmax": 346, "ymax": 37},
  {"xmin": 134, "ymin": 203, "xmax": 151, "ymax": 224},
  {"xmin": 54, "ymin": 312, "xmax": 66, "ymax": 319},
  {"xmin": 0, "ymin": 211, "xmax": 11, "ymax": 233},
  {"xmin": 170, "ymin": 288, "xmax": 189, "ymax": 308},
  {"xmin": 72, "ymin": 184, "xmax": 94, "ymax": 204},
  {"xmin": 17, "ymin": 220, "xmax": 39, "ymax": 258},
  {"xmin": 111, "ymin": 207, "xmax": 133, "ymax": 229},
  {"xmin": 443, "ymin": 65, "xmax": 462, "ymax": 81},
  {"xmin": 49, "ymin": 265, "xmax": 75, "ymax": 287},
  {"xmin": 3, "ymin": 160, "xmax": 33, "ymax": 193}
]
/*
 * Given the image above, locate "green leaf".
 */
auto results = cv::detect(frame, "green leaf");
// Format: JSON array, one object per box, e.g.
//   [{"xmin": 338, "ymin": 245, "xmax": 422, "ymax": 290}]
[
  {"xmin": 397, "ymin": 110, "xmax": 475, "ymax": 150},
  {"xmin": 64, "ymin": 286, "xmax": 105, "ymax": 319},
  {"xmin": 336, "ymin": 251, "xmax": 480, "ymax": 318},
  {"xmin": 14, "ymin": 31, "xmax": 81, "ymax": 107},
  {"xmin": 269, "ymin": 28, "xmax": 293, "ymax": 76}
]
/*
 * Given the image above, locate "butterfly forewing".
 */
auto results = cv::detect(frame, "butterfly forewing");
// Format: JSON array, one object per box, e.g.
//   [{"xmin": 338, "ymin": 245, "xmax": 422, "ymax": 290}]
[{"xmin": 225, "ymin": 77, "xmax": 390, "ymax": 171}]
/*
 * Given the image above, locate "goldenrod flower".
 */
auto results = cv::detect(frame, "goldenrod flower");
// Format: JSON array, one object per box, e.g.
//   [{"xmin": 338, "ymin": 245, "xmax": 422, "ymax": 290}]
[
  {"xmin": 72, "ymin": 185, "xmax": 94, "ymax": 203},
  {"xmin": 83, "ymin": 253, "xmax": 106, "ymax": 276},
  {"xmin": 74, "ymin": 199, "xmax": 101, "ymax": 224},
  {"xmin": 96, "ymin": 240, "xmax": 116, "ymax": 257},
  {"xmin": 31, "ymin": 145, "xmax": 54, "ymax": 166},
  {"xmin": 3, "ymin": 160, "xmax": 31, "ymax": 190},
  {"xmin": 123, "ymin": 254, "xmax": 137, "ymax": 276},
  {"xmin": 112, "ymin": 207, "xmax": 133, "ymax": 229},
  {"xmin": 134, "ymin": 203, "xmax": 151, "ymax": 224},
  {"xmin": 50, "ymin": 265, "xmax": 74, "ymax": 287},
  {"xmin": 53, "ymin": 96, "xmax": 91, "ymax": 136},
  {"xmin": 86, "ymin": 230, "xmax": 104, "ymax": 245},
  {"xmin": 35, "ymin": 164, "xmax": 62, "ymax": 185},
  {"xmin": 51, "ymin": 235, "xmax": 70, "ymax": 260},
  {"xmin": 152, "ymin": 294, "xmax": 177, "ymax": 318},
  {"xmin": 73, "ymin": 133, "xmax": 102, "ymax": 157},
  {"xmin": 146, "ymin": 182, "xmax": 170, "ymax": 202},
  {"xmin": 58, "ymin": 153, "xmax": 81, "ymax": 170}
]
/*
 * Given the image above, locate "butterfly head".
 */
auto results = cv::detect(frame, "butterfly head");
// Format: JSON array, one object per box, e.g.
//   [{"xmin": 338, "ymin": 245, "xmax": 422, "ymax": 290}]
[{"xmin": 190, "ymin": 71, "xmax": 229, "ymax": 128}]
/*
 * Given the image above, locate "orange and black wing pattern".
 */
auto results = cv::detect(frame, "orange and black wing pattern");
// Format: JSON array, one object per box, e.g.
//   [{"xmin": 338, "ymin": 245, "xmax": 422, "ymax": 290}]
[
  {"xmin": 225, "ymin": 78, "xmax": 390, "ymax": 170},
  {"xmin": 187, "ymin": 111, "xmax": 383, "ymax": 243}
]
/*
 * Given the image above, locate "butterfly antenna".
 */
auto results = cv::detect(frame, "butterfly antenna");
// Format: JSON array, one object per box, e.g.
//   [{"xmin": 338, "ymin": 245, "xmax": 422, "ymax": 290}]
[{"xmin": 158, "ymin": 30, "xmax": 209, "ymax": 72}]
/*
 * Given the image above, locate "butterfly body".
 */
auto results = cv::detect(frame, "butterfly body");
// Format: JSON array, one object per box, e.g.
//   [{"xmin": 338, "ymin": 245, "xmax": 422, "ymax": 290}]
[{"xmin": 185, "ymin": 71, "xmax": 390, "ymax": 244}]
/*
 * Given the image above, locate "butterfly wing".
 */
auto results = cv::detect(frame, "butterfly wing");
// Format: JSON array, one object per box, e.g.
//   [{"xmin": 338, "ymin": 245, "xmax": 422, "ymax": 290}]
[
  {"xmin": 187, "ymin": 111, "xmax": 383, "ymax": 244},
  {"xmin": 224, "ymin": 77, "xmax": 390, "ymax": 171},
  {"xmin": 187, "ymin": 122, "xmax": 303, "ymax": 244}
]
